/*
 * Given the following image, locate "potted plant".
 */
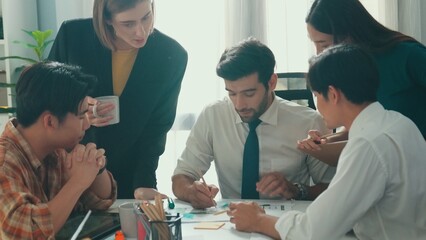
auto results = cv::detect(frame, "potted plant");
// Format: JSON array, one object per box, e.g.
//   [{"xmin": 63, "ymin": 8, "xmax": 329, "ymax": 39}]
[{"xmin": 0, "ymin": 29, "xmax": 54, "ymax": 114}]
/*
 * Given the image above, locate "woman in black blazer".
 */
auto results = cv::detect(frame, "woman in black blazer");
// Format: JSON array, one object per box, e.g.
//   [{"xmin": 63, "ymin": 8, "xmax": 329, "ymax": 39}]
[{"xmin": 48, "ymin": 0, "xmax": 188, "ymax": 199}]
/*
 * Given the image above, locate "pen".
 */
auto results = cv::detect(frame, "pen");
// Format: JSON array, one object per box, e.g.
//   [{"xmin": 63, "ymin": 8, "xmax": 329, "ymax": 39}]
[{"xmin": 167, "ymin": 197, "xmax": 175, "ymax": 209}]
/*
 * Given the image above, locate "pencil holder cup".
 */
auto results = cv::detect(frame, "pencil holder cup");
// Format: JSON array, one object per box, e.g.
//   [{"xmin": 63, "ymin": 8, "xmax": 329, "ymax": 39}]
[
  {"xmin": 134, "ymin": 204, "xmax": 182, "ymax": 240},
  {"xmin": 134, "ymin": 203, "xmax": 150, "ymax": 240},
  {"xmin": 150, "ymin": 214, "xmax": 182, "ymax": 240}
]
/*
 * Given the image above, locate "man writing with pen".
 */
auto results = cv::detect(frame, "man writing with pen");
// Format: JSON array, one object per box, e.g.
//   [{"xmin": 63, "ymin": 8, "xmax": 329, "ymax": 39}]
[
  {"xmin": 172, "ymin": 38, "xmax": 335, "ymax": 209},
  {"xmin": 0, "ymin": 62, "xmax": 117, "ymax": 239}
]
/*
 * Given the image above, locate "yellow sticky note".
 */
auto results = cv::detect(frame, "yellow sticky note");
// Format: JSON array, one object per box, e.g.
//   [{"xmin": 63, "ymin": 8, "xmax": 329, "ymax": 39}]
[{"xmin": 194, "ymin": 222, "xmax": 225, "ymax": 230}]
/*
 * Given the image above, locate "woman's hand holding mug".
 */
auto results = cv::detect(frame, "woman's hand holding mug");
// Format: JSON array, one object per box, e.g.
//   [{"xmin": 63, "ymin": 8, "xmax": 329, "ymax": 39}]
[{"xmin": 87, "ymin": 96, "xmax": 120, "ymax": 127}]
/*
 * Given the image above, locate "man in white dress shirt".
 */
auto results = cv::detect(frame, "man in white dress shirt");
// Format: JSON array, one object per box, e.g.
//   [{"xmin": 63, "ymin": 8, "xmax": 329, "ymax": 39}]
[
  {"xmin": 172, "ymin": 38, "xmax": 335, "ymax": 209},
  {"xmin": 228, "ymin": 44, "xmax": 426, "ymax": 239}
]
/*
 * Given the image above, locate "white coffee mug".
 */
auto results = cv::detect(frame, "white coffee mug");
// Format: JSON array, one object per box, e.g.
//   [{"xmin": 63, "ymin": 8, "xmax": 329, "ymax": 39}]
[
  {"xmin": 93, "ymin": 96, "xmax": 120, "ymax": 125},
  {"xmin": 118, "ymin": 202, "xmax": 138, "ymax": 238}
]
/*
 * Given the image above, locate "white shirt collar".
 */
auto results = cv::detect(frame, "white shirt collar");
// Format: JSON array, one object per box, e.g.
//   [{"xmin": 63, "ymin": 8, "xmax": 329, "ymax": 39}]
[{"xmin": 349, "ymin": 102, "xmax": 384, "ymax": 139}]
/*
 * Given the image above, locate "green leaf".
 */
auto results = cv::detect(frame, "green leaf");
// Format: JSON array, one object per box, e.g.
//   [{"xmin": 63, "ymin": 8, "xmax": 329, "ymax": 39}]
[
  {"xmin": 12, "ymin": 41, "xmax": 38, "ymax": 49},
  {"xmin": 0, "ymin": 28, "xmax": 54, "ymax": 64},
  {"xmin": 40, "ymin": 30, "xmax": 52, "ymax": 44},
  {"xmin": 0, "ymin": 107, "xmax": 17, "ymax": 114},
  {"xmin": 42, "ymin": 39, "xmax": 55, "ymax": 49},
  {"xmin": 22, "ymin": 29, "xmax": 34, "ymax": 38},
  {"xmin": 0, "ymin": 82, "xmax": 16, "ymax": 88},
  {"xmin": 0, "ymin": 56, "xmax": 38, "ymax": 63}
]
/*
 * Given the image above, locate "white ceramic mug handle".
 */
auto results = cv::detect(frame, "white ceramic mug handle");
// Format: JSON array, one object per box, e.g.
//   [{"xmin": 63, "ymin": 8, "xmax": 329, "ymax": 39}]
[{"xmin": 92, "ymin": 103, "xmax": 101, "ymax": 118}]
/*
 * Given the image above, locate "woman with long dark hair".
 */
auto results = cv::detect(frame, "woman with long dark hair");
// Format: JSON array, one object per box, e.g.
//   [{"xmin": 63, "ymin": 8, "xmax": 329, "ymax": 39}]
[{"xmin": 298, "ymin": 0, "xmax": 426, "ymax": 165}]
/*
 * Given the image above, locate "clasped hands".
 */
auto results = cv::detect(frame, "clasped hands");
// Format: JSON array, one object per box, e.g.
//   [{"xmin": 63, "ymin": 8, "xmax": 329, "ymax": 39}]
[{"xmin": 61, "ymin": 143, "xmax": 106, "ymax": 189}]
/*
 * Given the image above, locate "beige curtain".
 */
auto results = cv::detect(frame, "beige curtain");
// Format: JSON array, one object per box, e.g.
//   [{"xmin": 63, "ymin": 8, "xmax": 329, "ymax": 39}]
[
  {"xmin": 398, "ymin": 0, "xmax": 423, "ymax": 42},
  {"xmin": 265, "ymin": 0, "xmax": 313, "ymax": 72},
  {"xmin": 378, "ymin": 0, "xmax": 399, "ymax": 30},
  {"xmin": 54, "ymin": 0, "xmax": 93, "ymax": 28},
  {"xmin": 225, "ymin": 0, "xmax": 267, "ymax": 47},
  {"xmin": 363, "ymin": 0, "xmax": 424, "ymax": 44}
]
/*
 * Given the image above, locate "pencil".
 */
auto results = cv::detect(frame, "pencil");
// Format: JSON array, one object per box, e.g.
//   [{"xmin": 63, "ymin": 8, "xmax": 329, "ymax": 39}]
[
  {"xmin": 140, "ymin": 202, "xmax": 169, "ymax": 239},
  {"xmin": 213, "ymin": 209, "xmax": 228, "ymax": 215},
  {"xmin": 198, "ymin": 170, "xmax": 216, "ymax": 207},
  {"xmin": 200, "ymin": 175, "xmax": 208, "ymax": 187}
]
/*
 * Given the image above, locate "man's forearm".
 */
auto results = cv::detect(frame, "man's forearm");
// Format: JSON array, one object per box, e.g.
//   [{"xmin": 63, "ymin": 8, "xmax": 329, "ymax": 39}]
[
  {"xmin": 257, "ymin": 214, "xmax": 281, "ymax": 240},
  {"xmin": 325, "ymin": 130, "xmax": 348, "ymax": 142},
  {"xmin": 89, "ymin": 170, "xmax": 113, "ymax": 199},
  {"xmin": 172, "ymin": 174, "xmax": 195, "ymax": 202},
  {"xmin": 48, "ymin": 180, "xmax": 86, "ymax": 233}
]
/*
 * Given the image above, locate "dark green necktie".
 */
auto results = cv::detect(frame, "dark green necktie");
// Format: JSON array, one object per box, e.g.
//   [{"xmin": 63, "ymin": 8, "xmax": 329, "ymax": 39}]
[{"xmin": 241, "ymin": 119, "xmax": 261, "ymax": 199}]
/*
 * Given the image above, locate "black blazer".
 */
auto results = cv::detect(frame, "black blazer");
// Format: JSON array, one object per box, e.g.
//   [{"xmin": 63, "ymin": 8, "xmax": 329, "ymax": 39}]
[{"xmin": 48, "ymin": 18, "xmax": 188, "ymax": 198}]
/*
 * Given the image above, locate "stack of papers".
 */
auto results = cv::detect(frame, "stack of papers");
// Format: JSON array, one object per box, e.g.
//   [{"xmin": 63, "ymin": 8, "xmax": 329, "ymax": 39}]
[{"xmin": 168, "ymin": 199, "xmax": 294, "ymax": 223}]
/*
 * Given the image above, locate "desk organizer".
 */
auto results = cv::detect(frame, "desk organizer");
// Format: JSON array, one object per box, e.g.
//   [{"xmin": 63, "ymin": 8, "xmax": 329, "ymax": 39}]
[{"xmin": 134, "ymin": 204, "xmax": 182, "ymax": 240}]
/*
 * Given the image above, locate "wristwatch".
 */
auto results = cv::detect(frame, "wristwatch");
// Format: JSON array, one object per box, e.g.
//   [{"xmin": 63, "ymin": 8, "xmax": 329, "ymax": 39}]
[{"xmin": 293, "ymin": 183, "xmax": 309, "ymax": 200}]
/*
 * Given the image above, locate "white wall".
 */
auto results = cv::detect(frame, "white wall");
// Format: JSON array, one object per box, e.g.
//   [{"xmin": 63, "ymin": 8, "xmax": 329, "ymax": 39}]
[
  {"xmin": 0, "ymin": 113, "xmax": 8, "ymax": 129},
  {"xmin": 422, "ymin": 1, "xmax": 426, "ymax": 44},
  {"xmin": 37, "ymin": 0, "xmax": 93, "ymax": 35},
  {"xmin": 37, "ymin": 0, "xmax": 94, "ymax": 57},
  {"xmin": 2, "ymin": 0, "xmax": 38, "ymax": 109},
  {"xmin": 37, "ymin": 0, "xmax": 57, "ymax": 32},
  {"xmin": 54, "ymin": 0, "xmax": 93, "ymax": 31}
]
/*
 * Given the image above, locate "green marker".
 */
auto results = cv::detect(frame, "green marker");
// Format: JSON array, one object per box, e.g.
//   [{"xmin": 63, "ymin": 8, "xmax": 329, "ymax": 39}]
[{"xmin": 167, "ymin": 198, "xmax": 175, "ymax": 209}]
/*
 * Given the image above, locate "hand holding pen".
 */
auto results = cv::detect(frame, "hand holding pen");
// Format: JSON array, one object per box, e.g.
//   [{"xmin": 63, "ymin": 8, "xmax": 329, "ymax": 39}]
[
  {"xmin": 199, "ymin": 173, "xmax": 218, "ymax": 207},
  {"xmin": 297, "ymin": 130, "xmax": 327, "ymax": 151},
  {"xmin": 187, "ymin": 170, "xmax": 219, "ymax": 209}
]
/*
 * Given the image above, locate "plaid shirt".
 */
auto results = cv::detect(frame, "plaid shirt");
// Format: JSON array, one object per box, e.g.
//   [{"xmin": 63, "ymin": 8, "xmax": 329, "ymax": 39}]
[{"xmin": 0, "ymin": 119, "xmax": 117, "ymax": 239}]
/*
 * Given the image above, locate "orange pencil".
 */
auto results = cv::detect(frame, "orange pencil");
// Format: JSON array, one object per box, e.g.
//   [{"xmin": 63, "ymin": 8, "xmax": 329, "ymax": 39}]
[{"xmin": 198, "ymin": 170, "xmax": 216, "ymax": 206}]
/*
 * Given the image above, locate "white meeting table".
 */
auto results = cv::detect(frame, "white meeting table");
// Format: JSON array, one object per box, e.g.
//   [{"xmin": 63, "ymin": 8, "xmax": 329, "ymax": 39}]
[{"xmin": 103, "ymin": 199, "xmax": 358, "ymax": 240}]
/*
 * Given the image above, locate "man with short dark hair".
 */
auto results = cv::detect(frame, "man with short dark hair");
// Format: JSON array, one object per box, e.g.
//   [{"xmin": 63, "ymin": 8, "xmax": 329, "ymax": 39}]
[
  {"xmin": 228, "ymin": 44, "xmax": 426, "ymax": 240},
  {"xmin": 172, "ymin": 38, "xmax": 334, "ymax": 209},
  {"xmin": 0, "ymin": 62, "xmax": 117, "ymax": 239}
]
